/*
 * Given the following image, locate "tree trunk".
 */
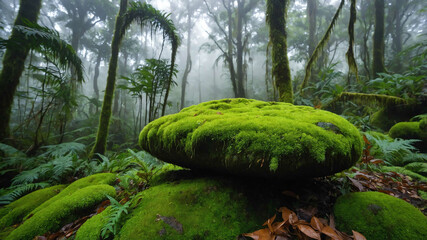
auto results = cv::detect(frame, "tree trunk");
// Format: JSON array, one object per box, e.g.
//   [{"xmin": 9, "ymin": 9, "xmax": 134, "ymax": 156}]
[
  {"xmin": 236, "ymin": 0, "xmax": 245, "ymax": 98},
  {"xmin": 90, "ymin": 0, "xmax": 127, "ymax": 157},
  {"xmin": 266, "ymin": 0, "xmax": 293, "ymax": 103},
  {"xmin": 180, "ymin": 1, "xmax": 192, "ymax": 110},
  {"xmin": 373, "ymin": 0, "xmax": 386, "ymax": 77},
  {"xmin": 307, "ymin": 0, "xmax": 317, "ymax": 82},
  {"xmin": 92, "ymin": 53, "xmax": 101, "ymax": 114},
  {"xmin": 0, "ymin": 0, "xmax": 42, "ymax": 141}
]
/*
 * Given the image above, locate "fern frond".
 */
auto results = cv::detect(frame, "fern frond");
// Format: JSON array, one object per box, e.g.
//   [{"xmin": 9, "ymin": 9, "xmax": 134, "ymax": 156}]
[
  {"xmin": 0, "ymin": 182, "xmax": 50, "ymax": 205},
  {"xmin": 300, "ymin": 0, "xmax": 345, "ymax": 91},
  {"xmin": 40, "ymin": 142, "xmax": 86, "ymax": 158},
  {"xmin": 101, "ymin": 195, "xmax": 131, "ymax": 238}
]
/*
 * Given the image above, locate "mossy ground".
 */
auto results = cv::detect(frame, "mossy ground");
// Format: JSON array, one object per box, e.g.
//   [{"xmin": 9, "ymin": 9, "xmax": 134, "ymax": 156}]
[
  {"xmin": 140, "ymin": 98, "xmax": 363, "ymax": 179},
  {"xmin": 380, "ymin": 166, "xmax": 427, "ymax": 182},
  {"xmin": 27, "ymin": 173, "xmax": 116, "ymax": 218},
  {"xmin": 0, "ymin": 185, "xmax": 65, "ymax": 229},
  {"xmin": 334, "ymin": 191, "xmax": 427, "ymax": 240},
  {"xmin": 6, "ymin": 184, "xmax": 116, "ymax": 240},
  {"xmin": 117, "ymin": 176, "xmax": 279, "ymax": 240}
]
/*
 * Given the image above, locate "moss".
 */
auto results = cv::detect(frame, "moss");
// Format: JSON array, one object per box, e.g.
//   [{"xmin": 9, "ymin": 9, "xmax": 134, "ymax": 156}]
[
  {"xmin": 380, "ymin": 166, "xmax": 427, "ymax": 182},
  {"xmin": 388, "ymin": 121, "xmax": 427, "ymax": 151},
  {"xmin": 117, "ymin": 177, "xmax": 274, "ymax": 240},
  {"xmin": 74, "ymin": 206, "xmax": 113, "ymax": 240},
  {"xmin": 419, "ymin": 190, "xmax": 427, "ymax": 200},
  {"xmin": 140, "ymin": 98, "xmax": 363, "ymax": 179},
  {"xmin": 334, "ymin": 192, "xmax": 427, "ymax": 240},
  {"xmin": 6, "ymin": 184, "xmax": 116, "ymax": 240},
  {"xmin": 27, "ymin": 173, "xmax": 116, "ymax": 218},
  {"xmin": 0, "ymin": 185, "xmax": 65, "ymax": 229}
]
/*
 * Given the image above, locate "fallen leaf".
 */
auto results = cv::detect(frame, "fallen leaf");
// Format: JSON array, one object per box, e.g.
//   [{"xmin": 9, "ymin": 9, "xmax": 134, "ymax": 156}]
[
  {"xmin": 352, "ymin": 230, "xmax": 366, "ymax": 240},
  {"xmin": 262, "ymin": 214, "xmax": 276, "ymax": 233},
  {"xmin": 278, "ymin": 207, "xmax": 293, "ymax": 223},
  {"xmin": 310, "ymin": 216, "xmax": 324, "ymax": 231},
  {"xmin": 348, "ymin": 177, "xmax": 365, "ymax": 192},
  {"xmin": 297, "ymin": 224, "xmax": 320, "ymax": 240},
  {"xmin": 321, "ymin": 226, "xmax": 341, "ymax": 240},
  {"xmin": 242, "ymin": 228, "xmax": 275, "ymax": 240}
]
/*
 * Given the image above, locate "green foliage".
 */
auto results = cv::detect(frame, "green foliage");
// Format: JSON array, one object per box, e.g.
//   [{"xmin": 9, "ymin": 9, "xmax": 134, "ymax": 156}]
[
  {"xmin": 334, "ymin": 192, "xmax": 427, "ymax": 240},
  {"xmin": 0, "ymin": 182, "xmax": 50, "ymax": 205},
  {"xmin": 100, "ymin": 195, "xmax": 131, "ymax": 239},
  {"xmin": 404, "ymin": 162, "xmax": 427, "ymax": 177},
  {"xmin": 379, "ymin": 166, "xmax": 427, "ymax": 182},
  {"xmin": 365, "ymin": 72, "xmax": 425, "ymax": 100},
  {"xmin": 365, "ymin": 132, "xmax": 426, "ymax": 166},
  {"xmin": 0, "ymin": 21, "xmax": 83, "ymax": 82}
]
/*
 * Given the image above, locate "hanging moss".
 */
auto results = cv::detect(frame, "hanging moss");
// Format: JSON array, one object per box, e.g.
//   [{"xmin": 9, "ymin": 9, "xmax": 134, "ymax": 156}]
[
  {"xmin": 300, "ymin": 0, "xmax": 345, "ymax": 90},
  {"xmin": 345, "ymin": 0, "xmax": 360, "ymax": 82},
  {"xmin": 139, "ymin": 98, "xmax": 363, "ymax": 179},
  {"xmin": 0, "ymin": 185, "xmax": 65, "ymax": 230},
  {"xmin": 334, "ymin": 192, "xmax": 427, "ymax": 240}
]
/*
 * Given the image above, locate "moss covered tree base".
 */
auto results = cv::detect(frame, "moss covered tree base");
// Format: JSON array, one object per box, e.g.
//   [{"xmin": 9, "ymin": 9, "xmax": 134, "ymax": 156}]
[
  {"xmin": 140, "ymin": 98, "xmax": 363, "ymax": 179},
  {"xmin": 389, "ymin": 120, "xmax": 427, "ymax": 152},
  {"xmin": 334, "ymin": 192, "xmax": 427, "ymax": 240}
]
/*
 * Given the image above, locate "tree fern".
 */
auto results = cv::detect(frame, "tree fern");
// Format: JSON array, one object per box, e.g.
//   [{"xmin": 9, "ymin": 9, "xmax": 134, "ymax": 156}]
[{"xmin": 40, "ymin": 142, "xmax": 86, "ymax": 158}]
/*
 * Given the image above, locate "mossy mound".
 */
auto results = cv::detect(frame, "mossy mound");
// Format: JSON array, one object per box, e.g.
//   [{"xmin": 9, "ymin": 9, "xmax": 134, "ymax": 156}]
[
  {"xmin": 140, "ymin": 98, "xmax": 363, "ymax": 179},
  {"xmin": 6, "ymin": 184, "xmax": 116, "ymax": 240},
  {"xmin": 334, "ymin": 191, "xmax": 427, "ymax": 240},
  {"xmin": 75, "ymin": 206, "xmax": 112, "ymax": 240},
  {"xmin": 116, "ymin": 177, "xmax": 276, "ymax": 240},
  {"xmin": 389, "ymin": 121, "xmax": 427, "ymax": 152},
  {"xmin": 27, "ymin": 173, "xmax": 116, "ymax": 218},
  {"xmin": 0, "ymin": 185, "xmax": 65, "ymax": 229}
]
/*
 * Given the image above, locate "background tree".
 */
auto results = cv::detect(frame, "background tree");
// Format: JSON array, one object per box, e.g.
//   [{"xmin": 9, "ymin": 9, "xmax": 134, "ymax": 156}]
[
  {"xmin": 266, "ymin": 0, "xmax": 293, "ymax": 103},
  {"xmin": 372, "ymin": 0, "xmax": 386, "ymax": 77},
  {"xmin": 0, "ymin": 0, "xmax": 43, "ymax": 141},
  {"xmin": 90, "ymin": 0, "xmax": 179, "ymax": 157}
]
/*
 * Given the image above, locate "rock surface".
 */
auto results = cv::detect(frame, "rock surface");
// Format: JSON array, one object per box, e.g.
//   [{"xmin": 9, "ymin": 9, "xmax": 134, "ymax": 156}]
[
  {"xmin": 140, "ymin": 98, "xmax": 363, "ymax": 179},
  {"xmin": 334, "ymin": 191, "xmax": 427, "ymax": 240}
]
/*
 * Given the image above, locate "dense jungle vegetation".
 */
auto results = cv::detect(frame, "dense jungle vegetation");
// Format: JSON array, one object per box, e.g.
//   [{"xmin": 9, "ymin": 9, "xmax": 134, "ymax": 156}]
[{"xmin": 0, "ymin": 0, "xmax": 426, "ymax": 239}]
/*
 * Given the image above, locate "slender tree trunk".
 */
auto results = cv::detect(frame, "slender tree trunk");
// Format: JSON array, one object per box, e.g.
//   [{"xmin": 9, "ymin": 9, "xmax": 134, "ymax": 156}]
[
  {"xmin": 373, "ymin": 0, "xmax": 386, "ymax": 77},
  {"xmin": 90, "ymin": 0, "xmax": 127, "ymax": 157},
  {"xmin": 236, "ymin": 0, "xmax": 245, "ymax": 98},
  {"xmin": 0, "ymin": 0, "xmax": 42, "ymax": 141},
  {"xmin": 266, "ymin": 0, "xmax": 293, "ymax": 103},
  {"xmin": 92, "ymin": 53, "xmax": 101, "ymax": 114},
  {"xmin": 180, "ymin": 3, "xmax": 192, "ymax": 110},
  {"xmin": 307, "ymin": 0, "xmax": 317, "ymax": 83},
  {"xmin": 391, "ymin": 0, "xmax": 403, "ymax": 73},
  {"xmin": 226, "ymin": 0, "xmax": 238, "ymax": 97}
]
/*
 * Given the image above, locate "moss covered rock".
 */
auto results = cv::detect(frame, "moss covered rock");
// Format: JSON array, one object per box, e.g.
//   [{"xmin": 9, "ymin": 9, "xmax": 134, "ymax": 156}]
[
  {"xmin": 334, "ymin": 191, "xmax": 427, "ymax": 240},
  {"xmin": 140, "ymin": 98, "xmax": 363, "ymax": 179},
  {"xmin": 27, "ymin": 173, "xmax": 116, "ymax": 218},
  {"xmin": 116, "ymin": 177, "xmax": 275, "ymax": 240},
  {"xmin": 389, "ymin": 121, "xmax": 427, "ymax": 152},
  {"xmin": 0, "ymin": 185, "xmax": 65, "ymax": 229},
  {"xmin": 6, "ymin": 184, "xmax": 116, "ymax": 240}
]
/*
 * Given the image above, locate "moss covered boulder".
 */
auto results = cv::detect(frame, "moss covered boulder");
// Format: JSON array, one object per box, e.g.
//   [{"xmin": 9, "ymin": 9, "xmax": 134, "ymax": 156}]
[
  {"xmin": 334, "ymin": 192, "xmax": 427, "ymax": 240},
  {"xmin": 140, "ymin": 98, "xmax": 363, "ymax": 179},
  {"xmin": 0, "ymin": 185, "xmax": 65, "ymax": 229},
  {"xmin": 389, "ymin": 120, "xmax": 427, "ymax": 152},
  {"xmin": 115, "ymin": 177, "xmax": 275, "ymax": 239},
  {"xmin": 5, "ymin": 173, "xmax": 116, "ymax": 240}
]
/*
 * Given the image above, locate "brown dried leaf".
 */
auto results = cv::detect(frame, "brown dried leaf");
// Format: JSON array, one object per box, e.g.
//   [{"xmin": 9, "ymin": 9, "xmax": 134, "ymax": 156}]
[
  {"xmin": 348, "ymin": 177, "xmax": 365, "ymax": 192},
  {"xmin": 278, "ymin": 207, "xmax": 293, "ymax": 223},
  {"xmin": 321, "ymin": 226, "xmax": 342, "ymax": 240},
  {"xmin": 370, "ymin": 159, "xmax": 384, "ymax": 164},
  {"xmin": 297, "ymin": 224, "xmax": 321, "ymax": 240},
  {"xmin": 242, "ymin": 228, "xmax": 275, "ymax": 240},
  {"xmin": 262, "ymin": 214, "xmax": 276, "ymax": 233},
  {"xmin": 289, "ymin": 212, "xmax": 299, "ymax": 225},
  {"xmin": 352, "ymin": 230, "xmax": 366, "ymax": 240},
  {"xmin": 310, "ymin": 216, "xmax": 324, "ymax": 231}
]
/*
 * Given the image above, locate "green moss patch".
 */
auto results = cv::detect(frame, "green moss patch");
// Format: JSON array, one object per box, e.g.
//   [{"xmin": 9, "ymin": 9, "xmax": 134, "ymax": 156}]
[
  {"xmin": 389, "ymin": 121, "xmax": 427, "ymax": 152},
  {"xmin": 6, "ymin": 184, "xmax": 116, "ymax": 240},
  {"xmin": 27, "ymin": 173, "xmax": 116, "ymax": 218},
  {"xmin": 140, "ymin": 98, "xmax": 363, "ymax": 179},
  {"xmin": 0, "ymin": 185, "xmax": 65, "ymax": 230},
  {"xmin": 117, "ymin": 177, "xmax": 275, "ymax": 240},
  {"xmin": 75, "ymin": 206, "xmax": 112, "ymax": 240},
  {"xmin": 380, "ymin": 166, "xmax": 427, "ymax": 182},
  {"xmin": 334, "ymin": 191, "xmax": 427, "ymax": 240}
]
